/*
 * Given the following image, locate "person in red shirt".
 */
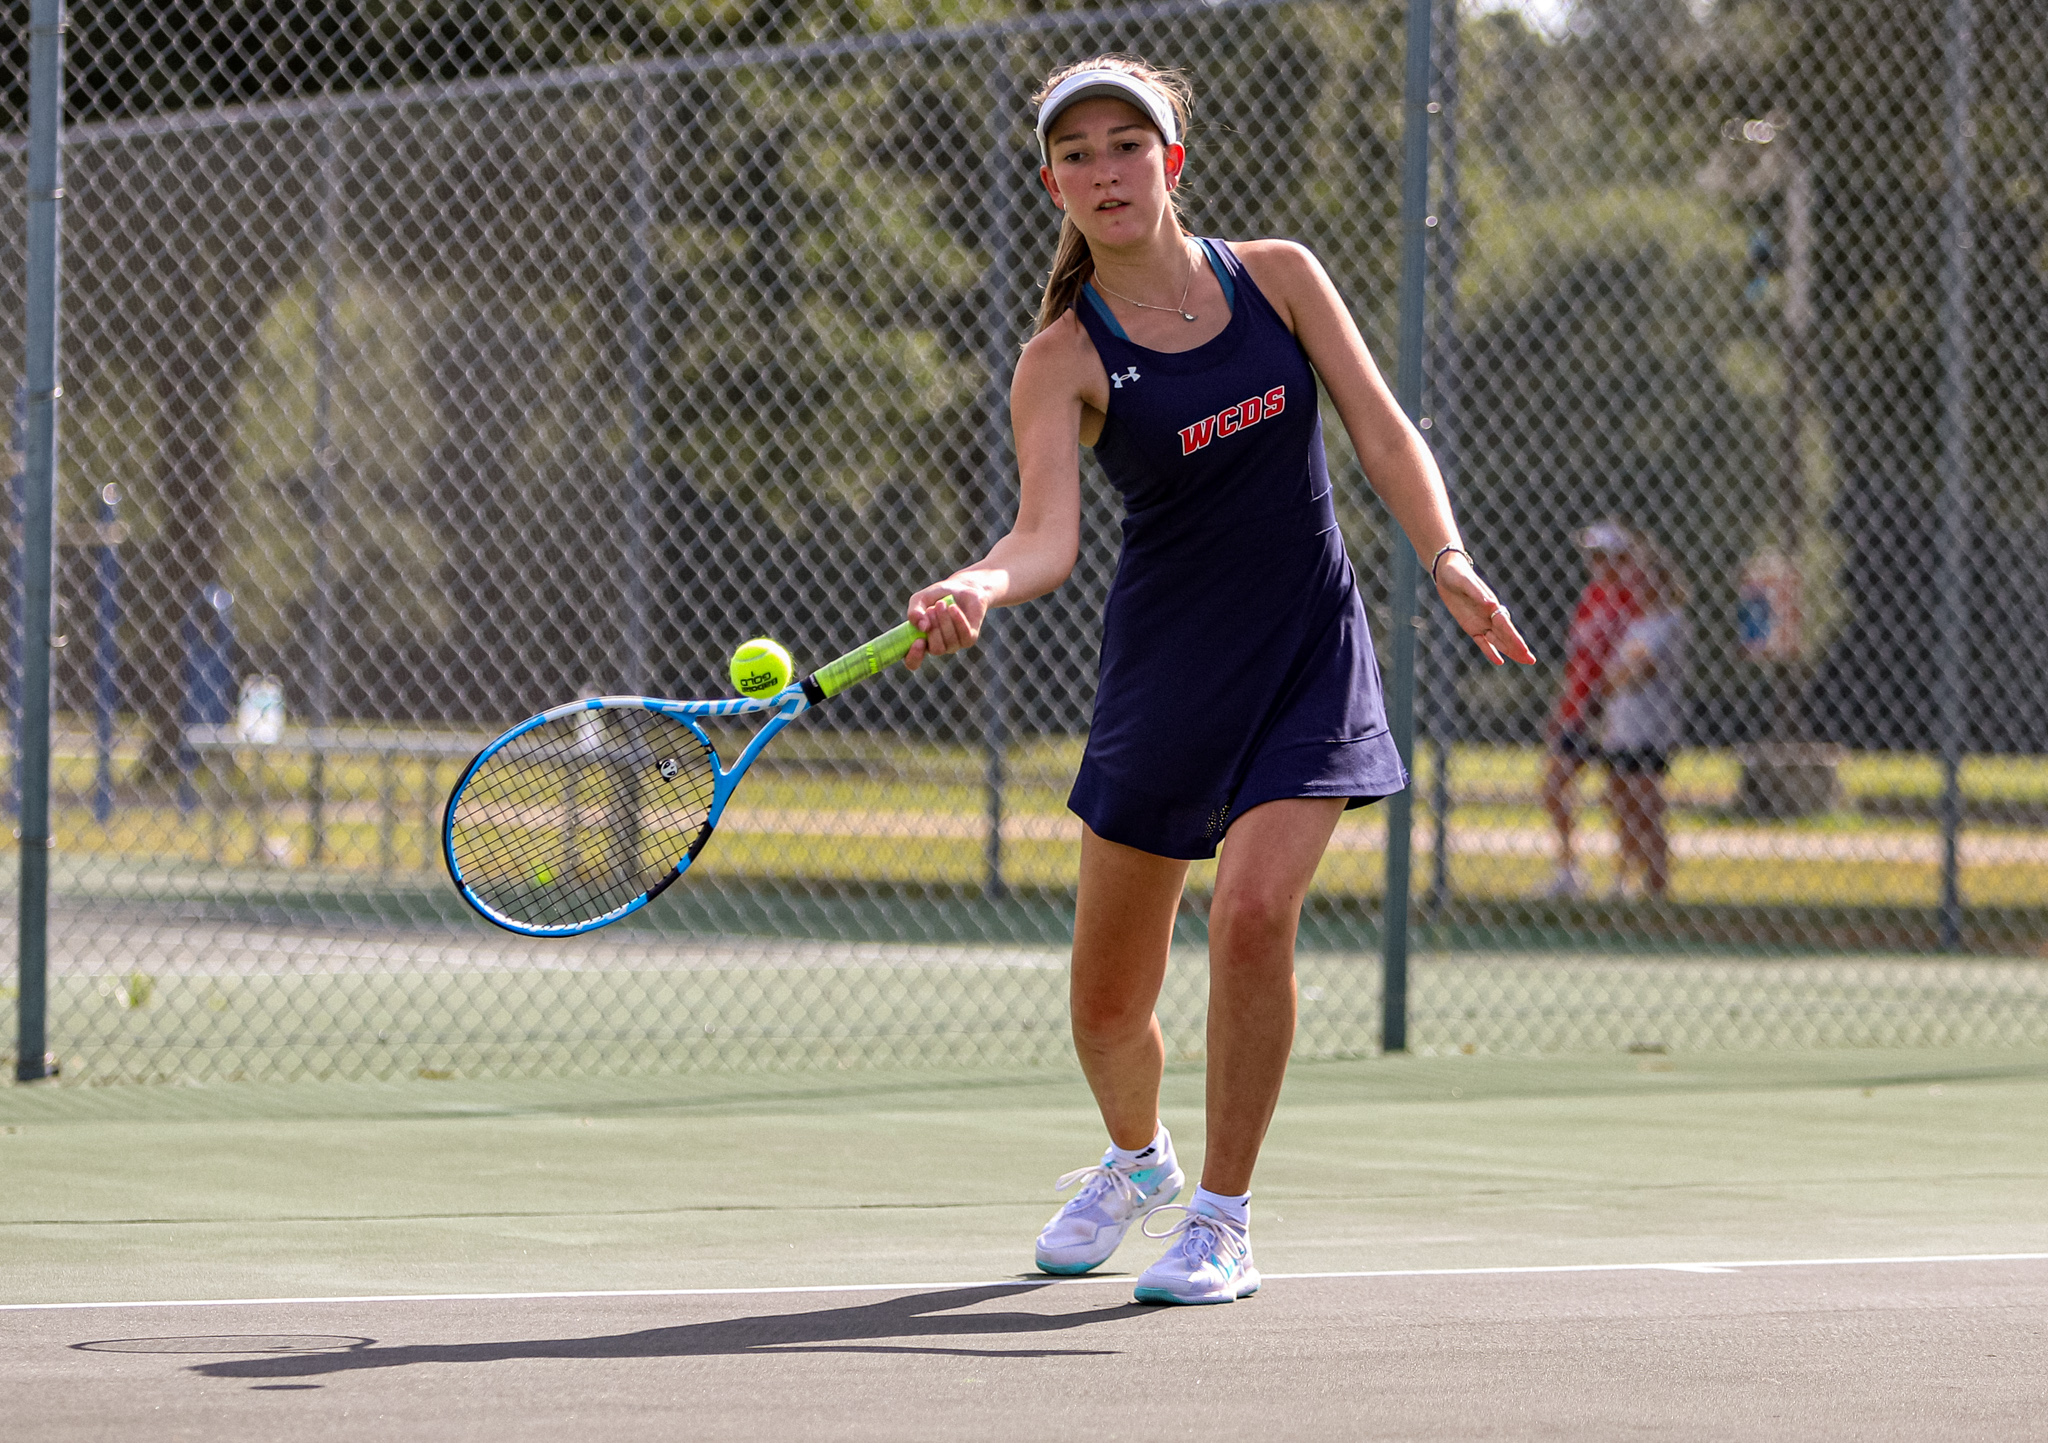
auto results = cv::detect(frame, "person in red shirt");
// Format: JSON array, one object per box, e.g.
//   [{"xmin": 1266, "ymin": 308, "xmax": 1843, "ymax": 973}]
[{"xmin": 1541, "ymin": 522, "xmax": 1641, "ymax": 897}]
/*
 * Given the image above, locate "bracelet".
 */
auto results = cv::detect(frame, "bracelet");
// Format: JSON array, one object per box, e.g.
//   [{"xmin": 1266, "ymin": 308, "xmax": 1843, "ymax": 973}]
[{"xmin": 1430, "ymin": 544, "xmax": 1471, "ymax": 583}]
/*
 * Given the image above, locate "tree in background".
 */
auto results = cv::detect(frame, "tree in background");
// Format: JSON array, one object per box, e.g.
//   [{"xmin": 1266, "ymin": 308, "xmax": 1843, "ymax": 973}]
[
  {"xmin": 1434, "ymin": 0, "xmax": 2046, "ymax": 751},
  {"xmin": 13, "ymin": 1, "xmax": 1417, "ymax": 747},
  {"xmin": 1787, "ymin": 0, "xmax": 2047, "ymax": 750},
  {"xmin": 1448, "ymin": 0, "xmax": 1773, "ymax": 741},
  {"xmin": 5, "ymin": 0, "xmax": 1035, "ymax": 772}
]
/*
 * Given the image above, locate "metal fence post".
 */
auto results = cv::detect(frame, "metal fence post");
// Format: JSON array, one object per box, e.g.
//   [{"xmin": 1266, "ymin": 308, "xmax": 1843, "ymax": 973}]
[
  {"xmin": 308, "ymin": 113, "xmax": 340, "ymax": 864},
  {"xmin": 1381, "ymin": 0, "xmax": 1435, "ymax": 1055},
  {"xmin": 16, "ymin": 0, "xmax": 66, "ymax": 1082},
  {"xmin": 1424, "ymin": 0, "xmax": 1462, "ymax": 921},
  {"xmin": 979, "ymin": 58, "xmax": 1019, "ymax": 903},
  {"xmin": 6, "ymin": 389, "xmax": 24, "ymax": 820},
  {"xmin": 91, "ymin": 479, "xmax": 120, "ymax": 825},
  {"xmin": 622, "ymin": 77, "xmax": 655, "ymax": 696},
  {"xmin": 1936, "ymin": 0, "xmax": 1975, "ymax": 952}
]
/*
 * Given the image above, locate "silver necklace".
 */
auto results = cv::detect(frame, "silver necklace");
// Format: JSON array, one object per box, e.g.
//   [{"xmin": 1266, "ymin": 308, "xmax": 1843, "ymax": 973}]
[{"xmin": 1092, "ymin": 243, "xmax": 1199, "ymax": 322}]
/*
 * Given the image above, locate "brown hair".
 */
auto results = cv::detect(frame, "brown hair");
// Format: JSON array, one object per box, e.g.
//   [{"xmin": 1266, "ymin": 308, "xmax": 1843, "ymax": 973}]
[
  {"xmin": 1029, "ymin": 55, "xmax": 1195, "ymax": 336},
  {"xmin": 1628, "ymin": 530, "xmax": 1692, "ymax": 609}
]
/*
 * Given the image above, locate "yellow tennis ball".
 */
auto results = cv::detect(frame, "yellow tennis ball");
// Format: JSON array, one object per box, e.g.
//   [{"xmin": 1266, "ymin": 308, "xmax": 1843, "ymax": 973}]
[
  {"xmin": 534, "ymin": 864, "xmax": 555, "ymax": 887},
  {"xmin": 730, "ymin": 637, "xmax": 794, "ymax": 698}
]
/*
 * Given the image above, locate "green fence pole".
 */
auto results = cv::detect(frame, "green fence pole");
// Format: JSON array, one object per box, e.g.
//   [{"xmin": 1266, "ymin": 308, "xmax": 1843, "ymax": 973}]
[
  {"xmin": 307, "ymin": 115, "xmax": 339, "ymax": 865},
  {"xmin": 1935, "ymin": 0, "xmax": 1974, "ymax": 952},
  {"xmin": 16, "ymin": 0, "xmax": 66, "ymax": 1082},
  {"xmin": 1424, "ymin": 0, "xmax": 1462, "ymax": 920},
  {"xmin": 1380, "ymin": 0, "xmax": 1435, "ymax": 1055},
  {"xmin": 979, "ymin": 57, "xmax": 1019, "ymax": 904},
  {"xmin": 622, "ymin": 77, "xmax": 655, "ymax": 697}
]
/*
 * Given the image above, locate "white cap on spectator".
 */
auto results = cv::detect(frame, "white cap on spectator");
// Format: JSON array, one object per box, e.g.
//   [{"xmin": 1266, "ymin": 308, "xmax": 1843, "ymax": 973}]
[{"xmin": 1577, "ymin": 521, "xmax": 1631, "ymax": 553}]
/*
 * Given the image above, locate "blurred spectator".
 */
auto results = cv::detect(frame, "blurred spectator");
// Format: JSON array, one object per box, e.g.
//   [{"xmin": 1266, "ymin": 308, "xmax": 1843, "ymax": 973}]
[
  {"xmin": 1541, "ymin": 521, "xmax": 1640, "ymax": 898},
  {"xmin": 1602, "ymin": 539, "xmax": 1689, "ymax": 898}
]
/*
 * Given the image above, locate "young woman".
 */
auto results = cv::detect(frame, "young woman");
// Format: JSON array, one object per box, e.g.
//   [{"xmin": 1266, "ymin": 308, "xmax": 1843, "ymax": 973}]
[
  {"xmin": 903, "ymin": 56, "xmax": 1533, "ymax": 1305},
  {"xmin": 1601, "ymin": 539, "xmax": 1689, "ymax": 898}
]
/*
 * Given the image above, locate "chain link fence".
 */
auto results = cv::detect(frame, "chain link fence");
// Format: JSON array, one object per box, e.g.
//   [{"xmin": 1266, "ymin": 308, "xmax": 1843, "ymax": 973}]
[{"xmin": 3, "ymin": 0, "xmax": 2044, "ymax": 1084}]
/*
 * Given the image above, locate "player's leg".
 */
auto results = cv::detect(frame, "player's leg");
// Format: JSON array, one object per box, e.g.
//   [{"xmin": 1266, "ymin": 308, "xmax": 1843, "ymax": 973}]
[
  {"xmin": 1200, "ymin": 796, "xmax": 1345, "ymax": 1193},
  {"xmin": 1133, "ymin": 796, "xmax": 1343, "ymax": 1305},
  {"xmin": 1628, "ymin": 767, "xmax": 1671, "ymax": 896},
  {"xmin": 1542, "ymin": 740, "xmax": 1586, "ymax": 895},
  {"xmin": 1070, "ymin": 825, "xmax": 1186, "ymax": 1145},
  {"xmin": 1034, "ymin": 825, "xmax": 1188, "ymax": 1275},
  {"xmin": 1608, "ymin": 762, "xmax": 1642, "ymax": 896}
]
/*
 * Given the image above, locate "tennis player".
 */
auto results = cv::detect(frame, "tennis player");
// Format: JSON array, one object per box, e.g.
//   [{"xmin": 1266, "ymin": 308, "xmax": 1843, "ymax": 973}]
[{"xmin": 904, "ymin": 55, "xmax": 1533, "ymax": 1304}]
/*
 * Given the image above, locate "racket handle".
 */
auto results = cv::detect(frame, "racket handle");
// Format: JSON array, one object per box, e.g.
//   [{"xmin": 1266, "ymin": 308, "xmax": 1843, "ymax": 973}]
[{"xmin": 804, "ymin": 597, "xmax": 955, "ymax": 702}]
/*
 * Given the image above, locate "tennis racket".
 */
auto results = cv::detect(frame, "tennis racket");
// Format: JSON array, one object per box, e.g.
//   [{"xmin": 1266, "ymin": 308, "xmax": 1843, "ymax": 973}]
[{"xmin": 444, "ymin": 603, "xmax": 947, "ymax": 937}]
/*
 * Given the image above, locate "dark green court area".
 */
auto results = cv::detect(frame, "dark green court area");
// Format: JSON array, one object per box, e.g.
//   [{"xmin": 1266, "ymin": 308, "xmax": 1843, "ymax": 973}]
[{"xmin": 4, "ymin": 1046, "xmax": 2046, "ymax": 1438}]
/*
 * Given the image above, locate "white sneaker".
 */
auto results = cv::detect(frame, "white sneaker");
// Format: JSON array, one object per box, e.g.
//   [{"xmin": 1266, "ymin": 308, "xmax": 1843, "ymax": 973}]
[
  {"xmin": 1033, "ymin": 1142, "xmax": 1185, "ymax": 1276},
  {"xmin": 1132, "ymin": 1202, "xmax": 1261, "ymax": 1305}
]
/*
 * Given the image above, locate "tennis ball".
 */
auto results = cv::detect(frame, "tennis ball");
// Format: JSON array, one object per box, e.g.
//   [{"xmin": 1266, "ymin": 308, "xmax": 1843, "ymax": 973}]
[{"xmin": 730, "ymin": 637, "xmax": 794, "ymax": 698}]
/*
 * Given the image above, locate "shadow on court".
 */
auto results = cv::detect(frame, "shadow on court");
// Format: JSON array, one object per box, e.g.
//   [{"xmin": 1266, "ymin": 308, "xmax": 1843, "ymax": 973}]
[
  {"xmin": 33, "ymin": 1262, "xmax": 2048, "ymax": 1441},
  {"xmin": 93, "ymin": 1284, "xmax": 1154, "ymax": 1379}
]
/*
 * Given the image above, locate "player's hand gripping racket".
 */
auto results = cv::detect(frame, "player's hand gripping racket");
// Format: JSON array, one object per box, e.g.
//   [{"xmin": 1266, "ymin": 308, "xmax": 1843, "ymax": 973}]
[{"xmin": 444, "ymin": 603, "xmax": 949, "ymax": 936}]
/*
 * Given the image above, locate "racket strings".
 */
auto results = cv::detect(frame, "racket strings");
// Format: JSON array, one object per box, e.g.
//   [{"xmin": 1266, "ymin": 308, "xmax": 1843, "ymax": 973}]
[{"xmin": 448, "ymin": 708, "xmax": 719, "ymax": 929}]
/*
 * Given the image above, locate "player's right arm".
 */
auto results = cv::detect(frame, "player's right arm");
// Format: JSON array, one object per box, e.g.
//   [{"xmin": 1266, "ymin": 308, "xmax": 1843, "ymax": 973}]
[{"xmin": 905, "ymin": 311, "xmax": 1104, "ymax": 668}]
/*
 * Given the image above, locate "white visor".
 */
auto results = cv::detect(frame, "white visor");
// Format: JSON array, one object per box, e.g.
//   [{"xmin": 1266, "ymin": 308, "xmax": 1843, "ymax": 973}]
[
  {"xmin": 1577, "ymin": 521, "xmax": 1631, "ymax": 553},
  {"xmin": 1035, "ymin": 70, "xmax": 1179, "ymax": 165}
]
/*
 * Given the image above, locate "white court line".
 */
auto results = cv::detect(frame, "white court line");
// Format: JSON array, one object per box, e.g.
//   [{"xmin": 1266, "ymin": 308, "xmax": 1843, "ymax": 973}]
[{"xmin": 5, "ymin": 1252, "xmax": 2045, "ymax": 1313}]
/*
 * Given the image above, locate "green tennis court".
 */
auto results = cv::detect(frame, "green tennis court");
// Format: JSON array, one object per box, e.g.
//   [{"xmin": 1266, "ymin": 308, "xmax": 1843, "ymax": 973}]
[{"xmin": 5, "ymin": 1047, "xmax": 2046, "ymax": 1438}]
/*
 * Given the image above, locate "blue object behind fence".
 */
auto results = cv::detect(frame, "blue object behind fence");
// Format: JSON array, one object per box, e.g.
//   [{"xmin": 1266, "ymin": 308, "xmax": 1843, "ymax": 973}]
[{"xmin": 176, "ymin": 586, "xmax": 235, "ymax": 814}]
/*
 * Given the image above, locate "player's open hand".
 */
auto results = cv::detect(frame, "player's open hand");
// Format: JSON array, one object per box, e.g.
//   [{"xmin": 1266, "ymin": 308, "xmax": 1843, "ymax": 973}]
[
  {"xmin": 904, "ymin": 584, "xmax": 987, "ymax": 670},
  {"xmin": 1434, "ymin": 552, "xmax": 1535, "ymax": 667}
]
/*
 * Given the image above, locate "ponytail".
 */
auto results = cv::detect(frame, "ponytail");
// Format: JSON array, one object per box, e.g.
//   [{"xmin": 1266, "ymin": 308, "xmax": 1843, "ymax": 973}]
[{"xmin": 1035, "ymin": 215, "xmax": 1096, "ymax": 336}]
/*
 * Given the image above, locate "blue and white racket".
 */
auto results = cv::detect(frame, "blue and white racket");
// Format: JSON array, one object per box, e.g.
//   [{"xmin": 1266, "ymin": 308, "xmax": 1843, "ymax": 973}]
[{"xmin": 444, "ymin": 606, "xmax": 944, "ymax": 936}]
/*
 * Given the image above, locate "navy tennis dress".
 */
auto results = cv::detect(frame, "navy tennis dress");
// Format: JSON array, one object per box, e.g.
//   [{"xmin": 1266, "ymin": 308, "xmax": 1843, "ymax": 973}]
[{"xmin": 1066, "ymin": 238, "xmax": 1408, "ymax": 860}]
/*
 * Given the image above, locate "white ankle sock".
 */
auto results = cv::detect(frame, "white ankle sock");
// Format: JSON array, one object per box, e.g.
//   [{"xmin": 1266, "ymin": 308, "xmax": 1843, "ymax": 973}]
[
  {"xmin": 1191, "ymin": 1186, "xmax": 1250, "ymax": 1227},
  {"xmin": 1108, "ymin": 1123, "xmax": 1169, "ymax": 1171}
]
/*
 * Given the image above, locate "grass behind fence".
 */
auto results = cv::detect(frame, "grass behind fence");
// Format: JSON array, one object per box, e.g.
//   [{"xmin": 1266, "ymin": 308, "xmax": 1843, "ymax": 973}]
[{"xmin": 19, "ymin": 726, "xmax": 2048, "ymax": 912}]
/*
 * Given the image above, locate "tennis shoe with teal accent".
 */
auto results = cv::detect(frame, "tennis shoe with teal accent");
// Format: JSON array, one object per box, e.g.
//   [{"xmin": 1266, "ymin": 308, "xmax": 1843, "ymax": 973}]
[
  {"xmin": 1033, "ymin": 1145, "xmax": 1185, "ymax": 1276},
  {"xmin": 1131, "ymin": 1202, "xmax": 1261, "ymax": 1305}
]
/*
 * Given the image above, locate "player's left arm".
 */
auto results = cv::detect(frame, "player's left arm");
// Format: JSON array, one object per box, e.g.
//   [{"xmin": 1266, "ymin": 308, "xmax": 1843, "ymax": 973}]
[{"xmin": 1237, "ymin": 239, "xmax": 1534, "ymax": 667}]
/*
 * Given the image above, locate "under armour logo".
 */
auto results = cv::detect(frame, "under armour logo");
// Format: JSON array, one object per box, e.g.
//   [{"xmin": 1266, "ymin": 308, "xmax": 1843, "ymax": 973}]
[{"xmin": 1110, "ymin": 366, "xmax": 1141, "ymax": 388}]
